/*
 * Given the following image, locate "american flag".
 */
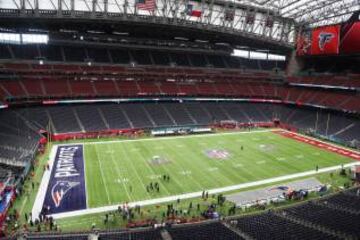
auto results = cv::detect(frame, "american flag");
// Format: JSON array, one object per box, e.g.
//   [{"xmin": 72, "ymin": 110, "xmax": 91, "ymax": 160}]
[{"xmin": 136, "ymin": 0, "xmax": 156, "ymax": 11}]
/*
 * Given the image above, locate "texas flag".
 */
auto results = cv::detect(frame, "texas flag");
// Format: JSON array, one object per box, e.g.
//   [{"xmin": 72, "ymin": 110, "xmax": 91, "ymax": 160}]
[{"xmin": 186, "ymin": 0, "xmax": 202, "ymax": 17}]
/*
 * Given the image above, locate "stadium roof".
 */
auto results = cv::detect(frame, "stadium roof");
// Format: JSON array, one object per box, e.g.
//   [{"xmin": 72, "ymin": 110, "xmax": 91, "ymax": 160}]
[
  {"xmin": 239, "ymin": 0, "xmax": 360, "ymax": 27},
  {"xmin": 0, "ymin": 0, "xmax": 358, "ymax": 51},
  {"xmin": 1, "ymin": 0, "xmax": 358, "ymax": 28}
]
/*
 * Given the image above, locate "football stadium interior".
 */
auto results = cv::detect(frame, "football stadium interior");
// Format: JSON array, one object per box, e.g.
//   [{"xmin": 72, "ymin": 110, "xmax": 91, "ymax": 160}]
[{"xmin": 0, "ymin": 0, "xmax": 359, "ymax": 239}]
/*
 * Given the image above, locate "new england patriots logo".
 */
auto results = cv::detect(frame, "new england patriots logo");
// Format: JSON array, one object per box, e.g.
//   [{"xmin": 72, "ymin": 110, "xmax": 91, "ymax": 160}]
[
  {"xmin": 318, "ymin": 32, "xmax": 334, "ymax": 51},
  {"xmin": 51, "ymin": 181, "xmax": 80, "ymax": 207}
]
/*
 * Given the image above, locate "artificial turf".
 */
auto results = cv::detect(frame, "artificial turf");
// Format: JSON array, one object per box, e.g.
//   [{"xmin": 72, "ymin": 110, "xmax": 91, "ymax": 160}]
[{"xmin": 84, "ymin": 130, "xmax": 353, "ymax": 208}]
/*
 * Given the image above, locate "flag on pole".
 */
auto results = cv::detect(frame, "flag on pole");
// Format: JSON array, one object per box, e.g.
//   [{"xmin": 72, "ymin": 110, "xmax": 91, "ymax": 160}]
[
  {"xmin": 136, "ymin": 0, "xmax": 156, "ymax": 11},
  {"xmin": 186, "ymin": 0, "xmax": 202, "ymax": 17}
]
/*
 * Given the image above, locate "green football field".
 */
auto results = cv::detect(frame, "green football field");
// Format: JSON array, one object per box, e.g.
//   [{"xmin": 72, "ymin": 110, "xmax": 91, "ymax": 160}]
[{"xmin": 83, "ymin": 130, "xmax": 353, "ymax": 208}]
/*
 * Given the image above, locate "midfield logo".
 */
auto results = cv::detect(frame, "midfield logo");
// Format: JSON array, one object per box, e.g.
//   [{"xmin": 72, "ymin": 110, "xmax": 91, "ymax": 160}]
[
  {"xmin": 51, "ymin": 181, "xmax": 80, "ymax": 207},
  {"xmin": 205, "ymin": 149, "xmax": 230, "ymax": 160}
]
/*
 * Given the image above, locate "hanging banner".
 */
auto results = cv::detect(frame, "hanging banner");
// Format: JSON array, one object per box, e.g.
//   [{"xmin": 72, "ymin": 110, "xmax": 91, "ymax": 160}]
[{"xmin": 310, "ymin": 25, "xmax": 340, "ymax": 55}]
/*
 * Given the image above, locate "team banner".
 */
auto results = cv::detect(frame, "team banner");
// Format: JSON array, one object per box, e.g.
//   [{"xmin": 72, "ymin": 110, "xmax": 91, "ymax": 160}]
[
  {"xmin": 310, "ymin": 25, "xmax": 340, "ymax": 55},
  {"xmin": 297, "ymin": 11, "xmax": 360, "ymax": 56},
  {"xmin": 296, "ymin": 30, "xmax": 312, "ymax": 56},
  {"xmin": 340, "ymin": 21, "xmax": 360, "ymax": 54},
  {"xmin": 43, "ymin": 145, "xmax": 87, "ymax": 215}
]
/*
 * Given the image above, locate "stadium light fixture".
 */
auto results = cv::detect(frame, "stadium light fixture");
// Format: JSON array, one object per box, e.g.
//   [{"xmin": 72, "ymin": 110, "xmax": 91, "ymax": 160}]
[
  {"xmin": 174, "ymin": 37, "xmax": 189, "ymax": 41},
  {"xmin": 249, "ymin": 51, "xmax": 267, "ymax": 60},
  {"xmin": 235, "ymin": 46, "xmax": 249, "ymax": 49},
  {"xmin": 59, "ymin": 29, "xmax": 77, "ymax": 33},
  {"xmin": 0, "ymin": 33, "xmax": 20, "ymax": 44},
  {"xmin": 113, "ymin": 32, "xmax": 129, "ymax": 36},
  {"xmin": 195, "ymin": 39, "xmax": 209, "ymax": 43},
  {"xmin": 87, "ymin": 30, "xmax": 104, "ymax": 34},
  {"xmin": 232, "ymin": 49, "xmax": 249, "ymax": 58},
  {"xmin": 215, "ymin": 42, "xmax": 230, "ymax": 46},
  {"xmin": 22, "ymin": 34, "xmax": 48, "ymax": 44}
]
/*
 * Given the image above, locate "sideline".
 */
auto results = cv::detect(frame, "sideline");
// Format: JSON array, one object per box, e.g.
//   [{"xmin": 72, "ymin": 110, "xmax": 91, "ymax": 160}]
[
  {"xmin": 56, "ymin": 129, "xmax": 273, "ymax": 146},
  {"xmin": 279, "ymin": 129, "xmax": 360, "ymax": 157},
  {"xmin": 50, "ymin": 161, "xmax": 359, "ymax": 219},
  {"xmin": 31, "ymin": 145, "xmax": 58, "ymax": 221}
]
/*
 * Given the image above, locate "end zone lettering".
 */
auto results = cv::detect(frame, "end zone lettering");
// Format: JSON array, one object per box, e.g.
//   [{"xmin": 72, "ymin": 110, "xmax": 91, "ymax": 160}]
[
  {"xmin": 55, "ymin": 147, "xmax": 80, "ymax": 178},
  {"xmin": 43, "ymin": 145, "xmax": 87, "ymax": 214}
]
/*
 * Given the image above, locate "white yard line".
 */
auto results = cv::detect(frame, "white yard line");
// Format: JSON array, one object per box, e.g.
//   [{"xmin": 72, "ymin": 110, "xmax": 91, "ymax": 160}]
[
  {"xmin": 19, "ymin": 196, "xmax": 28, "ymax": 216},
  {"xmin": 83, "ymin": 145, "xmax": 89, "ymax": 209},
  {"xmin": 119, "ymin": 144, "xmax": 152, "ymax": 200},
  {"xmin": 94, "ymin": 145, "xmax": 112, "ymax": 205},
  {"xmin": 133, "ymin": 145, "xmax": 173, "ymax": 196},
  {"xmin": 55, "ymin": 129, "xmax": 273, "ymax": 147},
  {"xmin": 105, "ymin": 144, "xmax": 132, "ymax": 202},
  {"xmin": 159, "ymin": 143, "xmax": 205, "ymax": 191},
  {"xmin": 50, "ymin": 161, "xmax": 359, "ymax": 220}
]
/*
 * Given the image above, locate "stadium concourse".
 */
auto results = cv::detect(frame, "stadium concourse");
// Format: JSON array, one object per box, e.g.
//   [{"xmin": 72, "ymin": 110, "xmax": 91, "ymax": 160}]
[{"xmin": 0, "ymin": 0, "xmax": 359, "ymax": 239}]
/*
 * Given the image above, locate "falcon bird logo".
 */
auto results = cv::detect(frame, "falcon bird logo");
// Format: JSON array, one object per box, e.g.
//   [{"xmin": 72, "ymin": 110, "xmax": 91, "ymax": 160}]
[
  {"xmin": 318, "ymin": 32, "xmax": 334, "ymax": 51},
  {"xmin": 51, "ymin": 181, "xmax": 80, "ymax": 207}
]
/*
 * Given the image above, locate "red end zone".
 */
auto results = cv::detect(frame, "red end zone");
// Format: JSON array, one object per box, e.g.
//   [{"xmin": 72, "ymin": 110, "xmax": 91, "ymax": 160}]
[{"xmin": 273, "ymin": 130, "xmax": 360, "ymax": 161}]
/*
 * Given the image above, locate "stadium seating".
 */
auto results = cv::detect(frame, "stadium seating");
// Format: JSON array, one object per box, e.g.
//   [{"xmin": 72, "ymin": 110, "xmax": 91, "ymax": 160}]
[
  {"xmin": 288, "ymin": 76, "xmax": 360, "ymax": 88},
  {"xmin": 167, "ymin": 222, "xmax": 244, "ymax": 240},
  {"xmin": 283, "ymin": 202, "xmax": 360, "ymax": 238},
  {"xmin": 0, "ymin": 3, "xmax": 359, "ymax": 239},
  {"xmin": 98, "ymin": 105, "xmax": 132, "ymax": 129},
  {"xmin": 320, "ymin": 192, "xmax": 360, "ymax": 213},
  {"xmin": 98, "ymin": 229, "xmax": 162, "ymax": 240},
  {"xmin": 0, "ymin": 103, "xmax": 357, "ymax": 162},
  {"xmin": 232, "ymin": 212, "xmax": 337, "ymax": 240},
  {"xmin": 20, "ymin": 187, "xmax": 360, "ymax": 239},
  {"xmin": 0, "ymin": 76, "xmax": 358, "ymax": 113},
  {"xmin": 0, "ymin": 44, "xmax": 284, "ymax": 72},
  {"xmin": 1, "ymin": 103, "xmax": 354, "ymax": 145},
  {"xmin": 0, "ymin": 44, "xmax": 357, "ymax": 114},
  {"xmin": 0, "ymin": 109, "xmax": 40, "ymax": 180},
  {"xmin": 47, "ymin": 107, "xmax": 82, "ymax": 133},
  {"xmin": 75, "ymin": 105, "xmax": 107, "ymax": 132}
]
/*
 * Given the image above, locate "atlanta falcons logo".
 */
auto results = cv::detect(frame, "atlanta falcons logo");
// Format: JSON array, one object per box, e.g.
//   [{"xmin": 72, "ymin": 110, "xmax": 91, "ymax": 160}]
[
  {"xmin": 51, "ymin": 181, "xmax": 80, "ymax": 207},
  {"xmin": 318, "ymin": 32, "xmax": 334, "ymax": 51}
]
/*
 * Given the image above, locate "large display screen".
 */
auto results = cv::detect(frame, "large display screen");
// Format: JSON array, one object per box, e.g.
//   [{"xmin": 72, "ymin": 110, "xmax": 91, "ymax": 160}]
[
  {"xmin": 296, "ymin": 25, "xmax": 340, "ymax": 56},
  {"xmin": 296, "ymin": 12, "xmax": 360, "ymax": 56}
]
